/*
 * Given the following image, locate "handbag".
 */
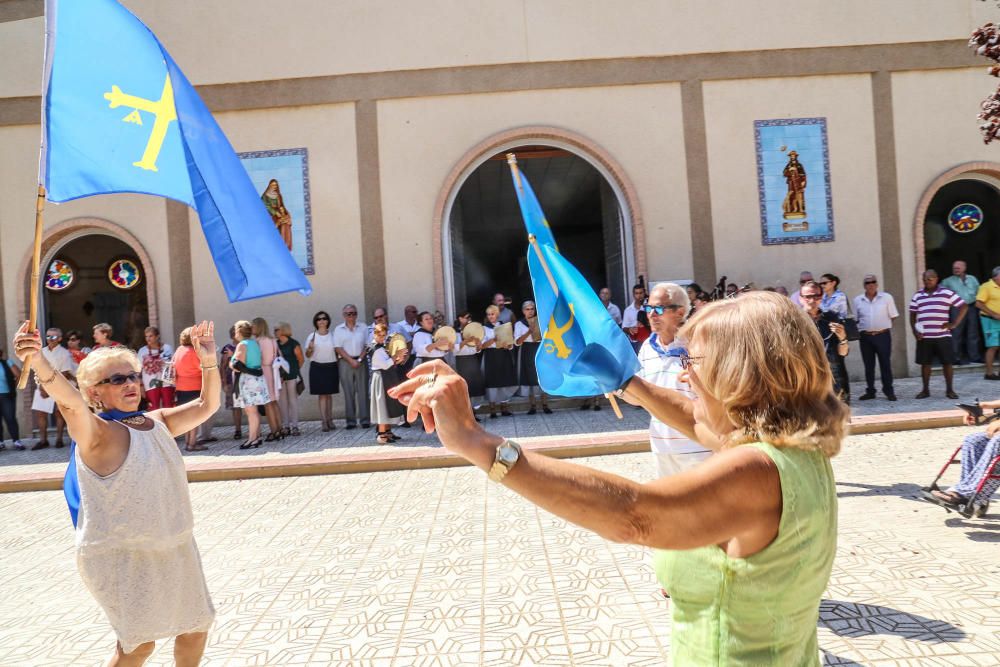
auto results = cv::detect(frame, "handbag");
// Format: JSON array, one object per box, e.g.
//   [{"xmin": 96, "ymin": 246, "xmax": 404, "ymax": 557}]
[
  {"xmin": 295, "ymin": 377, "xmax": 305, "ymax": 396},
  {"xmin": 843, "ymin": 316, "xmax": 860, "ymax": 342}
]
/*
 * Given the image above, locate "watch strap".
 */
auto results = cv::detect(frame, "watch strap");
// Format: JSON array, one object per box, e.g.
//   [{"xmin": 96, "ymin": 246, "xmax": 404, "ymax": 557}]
[{"xmin": 488, "ymin": 439, "xmax": 522, "ymax": 483}]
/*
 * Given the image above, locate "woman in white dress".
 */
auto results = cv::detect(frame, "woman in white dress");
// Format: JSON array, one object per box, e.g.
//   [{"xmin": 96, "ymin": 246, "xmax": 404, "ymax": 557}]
[
  {"xmin": 12, "ymin": 320, "xmax": 220, "ymax": 666},
  {"xmin": 411, "ymin": 311, "xmax": 450, "ymax": 365}
]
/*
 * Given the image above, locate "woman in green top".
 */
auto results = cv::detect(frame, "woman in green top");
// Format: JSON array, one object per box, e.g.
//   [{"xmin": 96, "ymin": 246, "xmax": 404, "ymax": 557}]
[
  {"xmin": 275, "ymin": 321, "xmax": 305, "ymax": 436},
  {"xmin": 390, "ymin": 292, "xmax": 847, "ymax": 666}
]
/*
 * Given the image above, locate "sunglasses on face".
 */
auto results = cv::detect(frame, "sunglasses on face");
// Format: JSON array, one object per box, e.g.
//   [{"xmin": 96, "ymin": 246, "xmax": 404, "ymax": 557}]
[
  {"xmin": 643, "ymin": 304, "xmax": 683, "ymax": 315},
  {"xmin": 678, "ymin": 353, "xmax": 704, "ymax": 370},
  {"xmin": 818, "ymin": 281, "xmax": 830, "ymax": 286},
  {"xmin": 344, "ymin": 312, "xmax": 358, "ymax": 317},
  {"xmin": 96, "ymin": 372, "xmax": 141, "ymax": 387},
  {"xmin": 316, "ymin": 316, "xmax": 330, "ymax": 322},
  {"xmin": 864, "ymin": 281, "xmax": 877, "ymax": 285},
  {"xmin": 68, "ymin": 337, "xmax": 80, "ymax": 342},
  {"xmin": 801, "ymin": 293, "xmax": 822, "ymax": 301}
]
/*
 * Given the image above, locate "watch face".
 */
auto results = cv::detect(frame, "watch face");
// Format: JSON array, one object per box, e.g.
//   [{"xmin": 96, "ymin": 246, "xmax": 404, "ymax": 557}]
[{"xmin": 498, "ymin": 443, "xmax": 520, "ymax": 466}]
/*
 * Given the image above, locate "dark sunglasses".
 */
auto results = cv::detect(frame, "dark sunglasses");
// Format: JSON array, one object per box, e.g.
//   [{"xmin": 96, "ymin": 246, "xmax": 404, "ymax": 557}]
[
  {"xmin": 344, "ymin": 312, "xmax": 358, "ymax": 316},
  {"xmin": 678, "ymin": 353, "xmax": 704, "ymax": 370},
  {"xmin": 643, "ymin": 303, "xmax": 683, "ymax": 315},
  {"xmin": 68, "ymin": 337, "xmax": 80, "ymax": 341},
  {"xmin": 864, "ymin": 280, "xmax": 877, "ymax": 285},
  {"xmin": 46, "ymin": 334, "xmax": 60, "ymax": 340},
  {"xmin": 801, "ymin": 293, "xmax": 823, "ymax": 301},
  {"xmin": 96, "ymin": 372, "xmax": 141, "ymax": 387},
  {"xmin": 316, "ymin": 316, "xmax": 330, "ymax": 321},
  {"xmin": 818, "ymin": 281, "xmax": 831, "ymax": 286}
]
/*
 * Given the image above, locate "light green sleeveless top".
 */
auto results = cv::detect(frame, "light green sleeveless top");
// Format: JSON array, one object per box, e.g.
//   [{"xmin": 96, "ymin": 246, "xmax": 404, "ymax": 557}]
[{"xmin": 653, "ymin": 442, "xmax": 837, "ymax": 666}]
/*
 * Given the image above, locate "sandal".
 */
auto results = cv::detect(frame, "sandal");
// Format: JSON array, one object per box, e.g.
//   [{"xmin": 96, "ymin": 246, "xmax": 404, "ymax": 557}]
[
  {"xmin": 290, "ymin": 427, "xmax": 301, "ymax": 436},
  {"xmin": 185, "ymin": 444, "xmax": 209, "ymax": 452},
  {"xmin": 232, "ymin": 430, "xmax": 243, "ymax": 440},
  {"xmin": 376, "ymin": 432, "xmax": 393, "ymax": 444},
  {"xmin": 386, "ymin": 431, "xmax": 401, "ymax": 442}
]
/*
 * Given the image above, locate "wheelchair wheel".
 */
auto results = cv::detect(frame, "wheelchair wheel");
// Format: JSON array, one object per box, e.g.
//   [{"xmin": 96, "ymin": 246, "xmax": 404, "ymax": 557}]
[{"xmin": 973, "ymin": 501, "xmax": 990, "ymax": 518}]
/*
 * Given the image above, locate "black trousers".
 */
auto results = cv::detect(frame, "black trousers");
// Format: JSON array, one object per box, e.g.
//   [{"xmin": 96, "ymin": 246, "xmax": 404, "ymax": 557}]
[
  {"xmin": 859, "ymin": 331, "xmax": 894, "ymax": 395},
  {"xmin": 0, "ymin": 393, "xmax": 19, "ymax": 441}
]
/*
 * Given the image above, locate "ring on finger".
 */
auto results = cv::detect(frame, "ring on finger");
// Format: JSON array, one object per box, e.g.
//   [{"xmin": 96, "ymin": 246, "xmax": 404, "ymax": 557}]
[{"xmin": 423, "ymin": 372, "xmax": 437, "ymax": 387}]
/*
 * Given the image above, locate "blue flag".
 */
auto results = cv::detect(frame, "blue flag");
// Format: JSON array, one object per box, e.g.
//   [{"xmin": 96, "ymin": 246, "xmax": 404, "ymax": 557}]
[
  {"xmin": 507, "ymin": 160, "xmax": 639, "ymax": 396},
  {"xmin": 40, "ymin": 0, "xmax": 311, "ymax": 302},
  {"xmin": 507, "ymin": 155, "xmax": 558, "ymax": 250}
]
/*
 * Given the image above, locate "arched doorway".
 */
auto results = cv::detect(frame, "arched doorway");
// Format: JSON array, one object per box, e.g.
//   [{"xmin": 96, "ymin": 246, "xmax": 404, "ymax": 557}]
[
  {"xmin": 923, "ymin": 177, "xmax": 1000, "ymax": 280},
  {"xmin": 38, "ymin": 232, "xmax": 151, "ymax": 349},
  {"xmin": 441, "ymin": 138, "xmax": 640, "ymax": 318}
]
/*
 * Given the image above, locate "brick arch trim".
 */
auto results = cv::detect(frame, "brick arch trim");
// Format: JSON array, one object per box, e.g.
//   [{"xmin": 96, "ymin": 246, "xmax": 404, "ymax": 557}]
[
  {"xmin": 431, "ymin": 125, "xmax": 646, "ymax": 314},
  {"xmin": 17, "ymin": 217, "xmax": 159, "ymax": 329},
  {"xmin": 913, "ymin": 161, "xmax": 1000, "ymax": 279}
]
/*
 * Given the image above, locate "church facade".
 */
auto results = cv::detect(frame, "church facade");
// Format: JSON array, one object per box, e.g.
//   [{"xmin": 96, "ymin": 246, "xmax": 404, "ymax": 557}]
[{"xmin": 1, "ymin": 0, "xmax": 999, "ymax": 387}]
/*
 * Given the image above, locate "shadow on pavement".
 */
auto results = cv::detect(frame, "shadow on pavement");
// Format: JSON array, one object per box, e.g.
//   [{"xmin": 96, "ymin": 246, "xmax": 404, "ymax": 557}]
[
  {"xmin": 944, "ymin": 515, "xmax": 1000, "ymax": 542},
  {"xmin": 819, "ymin": 600, "xmax": 965, "ymax": 643},
  {"xmin": 835, "ymin": 481, "xmax": 924, "ymax": 501}
]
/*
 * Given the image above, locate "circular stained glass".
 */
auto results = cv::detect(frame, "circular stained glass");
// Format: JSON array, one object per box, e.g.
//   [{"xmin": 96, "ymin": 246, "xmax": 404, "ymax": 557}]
[
  {"xmin": 947, "ymin": 203, "xmax": 984, "ymax": 234},
  {"xmin": 108, "ymin": 258, "xmax": 141, "ymax": 290},
  {"xmin": 44, "ymin": 258, "xmax": 75, "ymax": 291}
]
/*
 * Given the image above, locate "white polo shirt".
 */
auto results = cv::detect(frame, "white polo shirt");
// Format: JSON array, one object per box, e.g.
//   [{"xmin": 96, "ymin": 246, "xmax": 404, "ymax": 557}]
[
  {"xmin": 394, "ymin": 319, "xmax": 420, "ymax": 343},
  {"xmin": 636, "ymin": 335, "xmax": 711, "ymax": 463},
  {"xmin": 332, "ymin": 322, "xmax": 369, "ymax": 359},
  {"xmin": 853, "ymin": 292, "xmax": 899, "ymax": 332}
]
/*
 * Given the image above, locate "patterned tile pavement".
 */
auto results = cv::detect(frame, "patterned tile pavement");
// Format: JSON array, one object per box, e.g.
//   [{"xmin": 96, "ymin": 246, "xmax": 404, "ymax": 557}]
[{"xmin": 1, "ymin": 425, "xmax": 998, "ymax": 665}]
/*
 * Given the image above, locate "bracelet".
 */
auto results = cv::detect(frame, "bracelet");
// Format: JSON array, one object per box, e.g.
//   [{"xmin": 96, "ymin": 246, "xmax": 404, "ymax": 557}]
[
  {"xmin": 838, "ymin": 339, "xmax": 848, "ymax": 345},
  {"xmin": 34, "ymin": 368, "xmax": 57, "ymax": 385},
  {"xmin": 201, "ymin": 364, "xmax": 218, "ymax": 370},
  {"xmin": 614, "ymin": 376, "xmax": 634, "ymax": 399}
]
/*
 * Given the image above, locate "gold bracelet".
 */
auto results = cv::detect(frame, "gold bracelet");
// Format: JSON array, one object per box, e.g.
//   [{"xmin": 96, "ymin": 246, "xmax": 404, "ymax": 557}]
[
  {"xmin": 201, "ymin": 364, "xmax": 218, "ymax": 370},
  {"xmin": 34, "ymin": 368, "xmax": 57, "ymax": 385}
]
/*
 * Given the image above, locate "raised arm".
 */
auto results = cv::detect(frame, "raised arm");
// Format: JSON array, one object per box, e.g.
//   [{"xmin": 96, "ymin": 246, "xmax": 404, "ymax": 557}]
[
  {"xmin": 12, "ymin": 322, "xmax": 103, "ymax": 450},
  {"xmin": 150, "ymin": 321, "xmax": 220, "ymax": 437}
]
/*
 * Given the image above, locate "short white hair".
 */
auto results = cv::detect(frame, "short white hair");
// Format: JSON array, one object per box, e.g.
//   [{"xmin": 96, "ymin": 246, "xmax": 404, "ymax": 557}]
[
  {"xmin": 76, "ymin": 346, "xmax": 141, "ymax": 409},
  {"xmin": 649, "ymin": 282, "xmax": 691, "ymax": 315}
]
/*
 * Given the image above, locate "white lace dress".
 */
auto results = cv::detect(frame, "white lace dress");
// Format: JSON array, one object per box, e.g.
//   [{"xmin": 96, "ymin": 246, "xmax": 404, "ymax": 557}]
[{"xmin": 74, "ymin": 419, "xmax": 215, "ymax": 653}]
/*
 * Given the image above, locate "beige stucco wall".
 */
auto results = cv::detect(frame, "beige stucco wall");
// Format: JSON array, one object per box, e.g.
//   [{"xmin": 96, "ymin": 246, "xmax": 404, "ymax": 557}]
[
  {"xmin": 0, "ymin": 125, "xmax": 176, "ymax": 348},
  {"xmin": 702, "ymin": 74, "xmax": 881, "ymax": 293},
  {"xmin": 189, "ymin": 103, "xmax": 363, "ymax": 336},
  {"xmin": 0, "ymin": 1, "xmax": 984, "ymax": 97},
  {"xmin": 376, "ymin": 83, "xmax": 689, "ymax": 316}
]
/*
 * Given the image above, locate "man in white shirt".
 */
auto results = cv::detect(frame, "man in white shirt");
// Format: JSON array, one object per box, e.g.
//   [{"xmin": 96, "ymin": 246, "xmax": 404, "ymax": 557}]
[
  {"xmin": 599, "ymin": 287, "xmax": 622, "ymax": 325},
  {"xmin": 367, "ymin": 306, "xmax": 405, "ymax": 342},
  {"xmin": 333, "ymin": 304, "xmax": 371, "ymax": 429},
  {"xmin": 853, "ymin": 274, "xmax": 899, "ymax": 401},
  {"xmin": 789, "ymin": 270, "xmax": 814, "ymax": 307},
  {"xmin": 621, "ymin": 283, "xmax": 650, "ymax": 352},
  {"xmin": 395, "ymin": 305, "xmax": 420, "ymax": 343},
  {"xmin": 30, "ymin": 327, "xmax": 77, "ymax": 450},
  {"xmin": 636, "ymin": 283, "xmax": 711, "ymax": 476}
]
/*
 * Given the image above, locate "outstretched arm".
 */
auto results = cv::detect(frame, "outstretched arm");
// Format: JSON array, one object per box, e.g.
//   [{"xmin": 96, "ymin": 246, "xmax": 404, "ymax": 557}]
[{"xmin": 150, "ymin": 321, "xmax": 221, "ymax": 436}]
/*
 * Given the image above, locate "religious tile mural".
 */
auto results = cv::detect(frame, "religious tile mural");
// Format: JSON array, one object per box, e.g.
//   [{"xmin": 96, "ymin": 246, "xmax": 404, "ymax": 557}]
[
  {"xmin": 238, "ymin": 147, "xmax": 314, "ymax": 274},
  {"xmin": 754, "ymin": 118, "xmax": 834, "ymax": 245}
]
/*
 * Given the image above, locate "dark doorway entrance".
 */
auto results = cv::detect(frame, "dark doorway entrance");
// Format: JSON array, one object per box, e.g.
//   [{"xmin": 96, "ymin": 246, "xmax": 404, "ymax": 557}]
[
  {"xmin": 44, "ymin": 235, "xmax": 149, "ymax": 349},
  {"xmin": 924, "ymin": 178, "xmax": 1000, "ymax": 282},
  {"xmin": 449, "ymin": 146, "xmax": 628, "ymax": 317}
]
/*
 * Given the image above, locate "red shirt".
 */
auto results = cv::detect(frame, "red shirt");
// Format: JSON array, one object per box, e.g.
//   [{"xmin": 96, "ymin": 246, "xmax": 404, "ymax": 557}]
[{"xmin": 172, "ymin": 345, "xmax": 202, "ymax": 391}]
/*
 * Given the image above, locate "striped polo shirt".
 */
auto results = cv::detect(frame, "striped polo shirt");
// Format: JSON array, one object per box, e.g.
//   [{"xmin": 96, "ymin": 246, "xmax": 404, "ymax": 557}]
[
  {"xmin": 636, "ymin": 335, "xmax": 710, "ymax": 458},
  {"xmin": 909, "ymin": 287, "xmax": 963, "ymax": 339}
]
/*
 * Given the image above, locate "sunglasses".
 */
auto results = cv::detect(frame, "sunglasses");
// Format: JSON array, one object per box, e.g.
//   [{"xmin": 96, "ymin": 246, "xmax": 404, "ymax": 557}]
[
  {"xmin": 864, "ymin": 280, "xmax": 877, "ymax": 285},
  {"xmin": 96, "ymin": 372, "xmax": 141, "ymax": 387},
  {"xmin": 316, "ymin": 316, "xmax": 330, "ymax": 322},
  {"xmin": 643, "ymin": 304, "xmax": 683, "ymax": 315},
  {"xmin": 818, "ymin": 281, "xmax": 831, "ymax": 286},
  {"xmin": 678, "ymin": 353, "xmax": 704, "ymax": 370},
  {"xmin": 344, "ymin": 312, "xmax": 358, "ymax": 317},
  {"xmin": 801, "ymin": 293, "xmax": 823, "ymax": 301},
  {"xmin": 68, "ymin": 337, "xmax": 80, "ymax": 342}
]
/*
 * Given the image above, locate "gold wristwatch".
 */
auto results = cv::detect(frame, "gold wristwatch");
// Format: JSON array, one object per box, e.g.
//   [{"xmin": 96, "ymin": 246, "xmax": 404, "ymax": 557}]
[{"xmin": 488, "ymin": 439, "xmax": 523, "ymax": 482}]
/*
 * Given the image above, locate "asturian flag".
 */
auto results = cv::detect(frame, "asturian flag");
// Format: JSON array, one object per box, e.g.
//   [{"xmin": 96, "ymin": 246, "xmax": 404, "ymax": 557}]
[
  {"xmin": 507, "ymin": 156, "xmax": 639, "ymax": 396},
  {"xmin": 40, "ymin": 0, "xmax": 311, "ymax": 302}
]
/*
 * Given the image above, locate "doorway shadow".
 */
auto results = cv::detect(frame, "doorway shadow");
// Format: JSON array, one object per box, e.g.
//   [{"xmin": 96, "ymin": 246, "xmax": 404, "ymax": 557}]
[{"xmin": 819, "ymin": 600, "xmax": 965, "ymax": 643}]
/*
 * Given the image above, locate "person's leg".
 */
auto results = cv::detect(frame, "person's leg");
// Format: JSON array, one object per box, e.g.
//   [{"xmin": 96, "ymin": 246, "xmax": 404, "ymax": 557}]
[
  {"xmin": 277, "ymin": 384, "xmax": 290, "ymax": 428},
  {"xmin": 986, "ymin": 346, "xmax": 999, "ymax": 378},
  {"xmin": 859, "ymin": 335, "xmax": 876, "ymax": 395},
  {"xmin": 172, "ymin": 631, "xmax": 208, "ymax": 667},
  {"xmin": 950, "ymin": 309, "xmax": 965, "ymax": 362},
  {"xmin": 145, "ymin": 387, "xmax": 161, "ymax": 411},
  {"xmin": 32, "ymin": 410, "xmax": 48, "ymax": 445},
  {"xmin": 0, "ymin": 394, "xmax": 18, "ymax": 442},
  {"xmin": 245, "ymin": 407, "xmax": 260, "ymax": 441},
  {"xmin": 968, "ymin": 315, "xmax": 983, "ymax": 362},
  {"xmin": 285, "ymin": 381, "xmax": 300, "ymax": 430},
  {"xmin": 358, "ymin": 366, "xmax": 371, "ymax": 427},
  {"xmin": 943, "ymin": 364, "xmax": 956, "ymax": 395},
  {"xmin": 106, "ymin": 640, "xmax": 155, "ymax": 666},
  {"xmin": 875, "ymin": 333, "xmax": 895, "ymax": 397},
  {"xmin": 231, "ymin": 407, "xmax": 242, "ymax": 437},
  {"xmin": 952, "ymin": 432, "xmax": 999, "ymax": 497},
  {"xmin": 339, "ymin": 361, "xmax": 357, "ymax": 426},
  {"xmin": 264, "ymin": 402, "xmax": 281, "ymax": 437},
  {"xmin": 54, "ymin": 410, "xmax": 66, "ymax": 446},
  {"xmin": 920, "ymin": 365, "xmax": 931, "ymax": 393}
]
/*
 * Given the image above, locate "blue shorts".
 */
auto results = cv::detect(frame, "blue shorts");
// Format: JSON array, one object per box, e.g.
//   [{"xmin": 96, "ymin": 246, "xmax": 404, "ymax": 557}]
[{"xmin": 982, "ymin": 315, "xmax": 1000, "ymax": 348}]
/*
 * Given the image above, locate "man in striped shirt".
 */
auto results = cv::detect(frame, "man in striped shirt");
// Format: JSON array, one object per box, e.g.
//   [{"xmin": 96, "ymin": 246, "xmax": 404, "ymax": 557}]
[
  {"xmin": 910, "ymin": 269, "xmax": 967, "ymax": 399},
  {"xmin": 637, "ymin": 282, "xmax": 711, "ymax": 477}
]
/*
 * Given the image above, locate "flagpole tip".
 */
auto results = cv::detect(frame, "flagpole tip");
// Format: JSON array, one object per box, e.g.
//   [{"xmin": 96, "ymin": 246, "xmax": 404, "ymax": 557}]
[{"xmin": 506, "ymin": 153, "xmax": 517, "ymax": 165}]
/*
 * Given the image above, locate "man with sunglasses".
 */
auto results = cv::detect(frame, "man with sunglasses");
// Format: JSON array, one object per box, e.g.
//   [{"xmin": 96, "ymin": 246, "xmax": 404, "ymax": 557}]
[
  {"xmin": 636, "ymin": 283, "xmax": 710, "ymax": 476},
  {"xmin": 800, "ymin": 281, "xmax": 851, "ymax": 403},
  {"xmin": 333, "ymin": 304, "xmax": 371, "ymax": 429},
  {"xmin": 853, "ymin": 274, "xmax": 899, "ymax": 401},
  {"xmin": 789, "ymin": 270, "xmax": 814, "ymax": 307},
  {"xmin": 29, "ymin": 327, "xmax": 76, "ymax": 450}
]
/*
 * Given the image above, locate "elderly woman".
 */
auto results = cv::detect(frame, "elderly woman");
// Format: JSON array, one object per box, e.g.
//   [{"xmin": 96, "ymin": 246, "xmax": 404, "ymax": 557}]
[
  {"xmin": 231, "ymin": 320, "xmax": 269, "ymax": 449},
  {"xmin": 390, "ymin": 292, "xmax": 846, "ymax": 665},
  {"xmin": 925, "ymin": 405, "xmax": 1000, "ymax": 514},
  {"xmin": 12, "ymin": 320, "xmax": 219, "ymax": 666}
]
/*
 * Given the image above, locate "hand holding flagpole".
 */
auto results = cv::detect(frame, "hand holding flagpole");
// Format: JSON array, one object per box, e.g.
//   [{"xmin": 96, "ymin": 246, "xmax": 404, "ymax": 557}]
[{"xmin": 18, "ymin": 186, "xmax": 46, "ymax": 390}]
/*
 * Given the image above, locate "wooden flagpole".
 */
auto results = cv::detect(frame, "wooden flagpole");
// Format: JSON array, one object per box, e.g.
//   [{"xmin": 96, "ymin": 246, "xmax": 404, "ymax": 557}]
[{"xmin": 18, "ymin": 185, "xmax": 46, "ymax": 390}]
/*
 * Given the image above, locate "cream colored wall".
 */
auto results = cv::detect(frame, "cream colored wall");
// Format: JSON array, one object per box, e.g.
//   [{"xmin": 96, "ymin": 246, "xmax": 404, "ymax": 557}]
[
  {"xmin": 0, "ymin": 0, "xmax": 982, "ymax": 97},
  {"xmin": 703, "ymin": 74, "xmax": 881, "ymax": 293},
  {"xmin": 0, "ymin": 125, "xmax": 176, "ymax": 348},
  {"xmin": 376, "ymin": 83, "xmax": 689, "ymax": 317},
  {"xmin": 190, "ymin": 103, "xmax": 363, "ymax": 337}
]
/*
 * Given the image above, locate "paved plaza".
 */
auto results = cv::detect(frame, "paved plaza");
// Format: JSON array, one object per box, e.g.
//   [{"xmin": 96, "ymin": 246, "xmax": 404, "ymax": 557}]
[{"xmin": 1, "ymin": 425, "xmax": 998, "ymax": 666}]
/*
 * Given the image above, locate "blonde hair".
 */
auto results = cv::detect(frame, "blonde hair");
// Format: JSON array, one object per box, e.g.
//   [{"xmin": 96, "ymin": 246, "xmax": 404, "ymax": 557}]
[
  {"xmin": 275, "ymin": 321, "xmax": 292, "ymax": 337},
  {"xmin": 76, "ymin": 346, "xmax": 141, "ymax": 409},
  {"xmin": 178, "ymin": 327, "xmax": 192, "ymax": 347},
  {"xmin": 251, "ymin": 317, "xmax": 272, "ymax": 339},
  {"xmin": 485, "ymin": 305, "xmax": 500, "ymax": 317},
  {"xmin": 234, "ymin": 320, "xmax": 253, "ymax": 340},
  {"xmin": 372, "ymin": 322, "xmax": 388, "ymax": 342},
  {"xmin": 679, "ymin": 291, "xmax": 847, "ymax": 457}
]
